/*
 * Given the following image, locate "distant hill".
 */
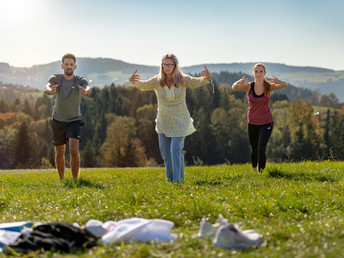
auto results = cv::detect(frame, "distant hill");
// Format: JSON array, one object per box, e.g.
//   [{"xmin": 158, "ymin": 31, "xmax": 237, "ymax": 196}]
[
  {"xmin": 0, "ymin": 82, "xmax": 40, "ymax": 104},
  {"xmin": 183, "ymin": 63, "xmax": 334, "ymax": 75},
  {"xmin": 0, "ymin": 58, "xmax": 343, "ymax": 101},
  {"xmin": 0, "ymin": 71, "xmax": 316, "ymax": 105},
  {"xmin": 184, "ymin": 63, "xmax": 344, "ymax": 101},
  {"xmin": 0, "ymin": 59, "xmax": 158, "ymax": 90}
]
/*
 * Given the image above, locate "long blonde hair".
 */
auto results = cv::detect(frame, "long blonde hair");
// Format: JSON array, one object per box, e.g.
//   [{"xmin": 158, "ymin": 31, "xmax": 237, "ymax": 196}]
[
  {"xmin": 253, "ymin": 63, "xmax": 272, "ymax": 97},
  {"xmin": 159, "ymin": 53, "xmax": 184, "ymax": 87}
]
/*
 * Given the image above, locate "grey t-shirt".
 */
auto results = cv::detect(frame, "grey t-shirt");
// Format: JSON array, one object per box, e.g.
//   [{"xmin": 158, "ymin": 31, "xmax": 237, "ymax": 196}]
[{"xmin": 49, "ymin": 74, "xmax": 88, "ymax": 122}]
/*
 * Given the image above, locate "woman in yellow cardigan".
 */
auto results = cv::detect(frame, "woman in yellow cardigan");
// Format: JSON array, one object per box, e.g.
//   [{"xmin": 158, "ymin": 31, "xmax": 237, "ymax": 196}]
[{"xmin": 129, "ymin": 53, "xmax": 211, "ymax": 182}]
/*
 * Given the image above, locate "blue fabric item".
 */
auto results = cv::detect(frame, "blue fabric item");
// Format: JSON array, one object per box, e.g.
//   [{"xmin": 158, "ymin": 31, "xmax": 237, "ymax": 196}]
[
  {"xmin": 158, "ymin": 134, "xmax": 185, "ymax": 182},
  {"xmin": 0, "ymin": 222, "xmax": 33, "ymax": 232}
]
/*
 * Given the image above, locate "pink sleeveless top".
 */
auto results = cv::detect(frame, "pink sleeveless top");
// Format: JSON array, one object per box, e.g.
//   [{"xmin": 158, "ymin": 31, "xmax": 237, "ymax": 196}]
[{"xmin": 247, "ymin": 82, "xmax": 273, "ymax": 125}]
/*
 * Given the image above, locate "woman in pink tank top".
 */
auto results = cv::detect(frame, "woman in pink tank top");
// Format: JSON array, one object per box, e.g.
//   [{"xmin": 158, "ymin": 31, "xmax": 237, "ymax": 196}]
[{"xmin": 232, "ymin": 63, "xmax": 287, "ymax": 173}]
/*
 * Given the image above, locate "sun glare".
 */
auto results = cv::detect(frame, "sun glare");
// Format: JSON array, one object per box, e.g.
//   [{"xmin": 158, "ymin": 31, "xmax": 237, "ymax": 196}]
[{"xmin": 0, "ymin": 0, "xmax": 39, "ymax": 24}]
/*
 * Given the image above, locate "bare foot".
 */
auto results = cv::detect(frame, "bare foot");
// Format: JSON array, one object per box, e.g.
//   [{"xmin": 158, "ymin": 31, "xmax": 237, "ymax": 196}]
[{"xmin": 252, "ymin": 167, "xmax": 258, "ymax": 173}]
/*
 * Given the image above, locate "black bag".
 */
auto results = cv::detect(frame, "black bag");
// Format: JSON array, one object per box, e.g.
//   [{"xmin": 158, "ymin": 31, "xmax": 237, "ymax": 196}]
[{"xmin": 5, "ymin": 222, "xmax": 96, "ymax": 254}]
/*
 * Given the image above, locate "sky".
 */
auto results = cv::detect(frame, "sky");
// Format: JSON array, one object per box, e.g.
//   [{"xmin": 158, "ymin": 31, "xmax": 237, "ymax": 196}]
[{"xmin": 0, "ymin": 0, "xmax": 343, "ymax": 70}]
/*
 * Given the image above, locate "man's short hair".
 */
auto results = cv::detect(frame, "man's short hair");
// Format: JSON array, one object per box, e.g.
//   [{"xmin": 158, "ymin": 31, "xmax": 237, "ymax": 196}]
[{"xmin": 62, "ymin": 53, "xmax": 76, "ymax": 64}]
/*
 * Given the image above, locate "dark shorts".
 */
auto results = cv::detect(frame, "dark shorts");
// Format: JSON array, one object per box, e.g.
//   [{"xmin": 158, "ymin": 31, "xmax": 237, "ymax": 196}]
[{"xmin": 51, "ymin": 119, "xmax": 85, "ymax": 146}]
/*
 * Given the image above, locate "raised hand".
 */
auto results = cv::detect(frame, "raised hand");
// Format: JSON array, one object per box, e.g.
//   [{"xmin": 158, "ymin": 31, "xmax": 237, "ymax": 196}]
[
  {"xmin": 267, "ymin": 76, "xmax": 287, "ymax": 89},
  {"xmin": 129, "ymin": 69, "xmax": 140, "ymax": 83},
  {"xmin": 237, "ymin": 76, "xmax": 250, "ymax": 87},
  {"xmin": 267, "ymin": 76, "xmax": 280, "ymax": 85},
  {"xmin": 78, "ymin": 85, "xmax": 90, "ymax": 96},
  {"xmin": 232, "ymin": 76, "xmax": 250, "ymax": 91},
  {"xmin": 50, "ymin": 84, "xmax": 59, "ymax": 95},
  {"xmin": 201, "ymin": 66, "xmax": 211, "ymax": 80}
]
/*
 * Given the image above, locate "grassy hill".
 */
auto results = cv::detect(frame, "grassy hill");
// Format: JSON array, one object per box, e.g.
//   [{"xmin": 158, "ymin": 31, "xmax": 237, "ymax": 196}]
[
  {"xmin": 1, "ymin": 59, "xmax": 343, "ymax": 101},
  {"xmin": 0, "ymin": 161, "xmax": 343, "ymax": 256},
  {"xmin": 278, "ymin": 71, "xmax": 344, "ymax": 101}
]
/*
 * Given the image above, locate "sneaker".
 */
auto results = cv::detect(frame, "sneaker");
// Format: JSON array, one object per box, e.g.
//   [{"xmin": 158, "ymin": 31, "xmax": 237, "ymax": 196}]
[
  {"xmin": 215, "ymin": 214, "xmax": 228, "ymax": 225},
  {"xmin": 197, "ymin": 214, "xmax": 228, "ymax": 240},
  {"xmin": 213, "ymin": 223, "xmax": 262, "ymax": 250}
]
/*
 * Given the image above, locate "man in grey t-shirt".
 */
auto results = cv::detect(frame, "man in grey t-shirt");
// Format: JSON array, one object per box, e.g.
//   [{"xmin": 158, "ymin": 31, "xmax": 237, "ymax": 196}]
[{"xmin": 44, "ymin": 53, "xmax": 92, "ymax": 180}]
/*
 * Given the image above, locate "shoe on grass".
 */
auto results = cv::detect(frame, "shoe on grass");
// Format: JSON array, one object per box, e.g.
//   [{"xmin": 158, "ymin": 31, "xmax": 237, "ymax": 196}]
[
  {"xmin": 213, "ymin": 223, "xmax": 262, "ymax": 250},
  {"xmin": 197, "ymin": 214, "xmax": 228, "ymax": 239}
]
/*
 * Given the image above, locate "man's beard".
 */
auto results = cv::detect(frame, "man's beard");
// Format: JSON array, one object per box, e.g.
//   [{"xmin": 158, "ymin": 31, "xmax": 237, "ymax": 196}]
[{"xmin": 65, "ymin": 69, "xmax": 74, "ymax": 76}]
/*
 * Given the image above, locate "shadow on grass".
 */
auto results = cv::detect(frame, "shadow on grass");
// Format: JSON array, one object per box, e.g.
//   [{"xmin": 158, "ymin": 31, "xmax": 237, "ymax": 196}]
[
  {"xmin": 194, "ymin": 178, "xmax": 223, "ymax": 186},
  {"xmin": 267, "ymin": 168, "xmax": 337, "ymax": 182},
  {"xmin": 194, "ymin": 174, "xmax": 244, "ymax": 186},
  {"xmin": 195, "ymin": 180, "xmax": 223, "ymax": 186},
  {"xmin": 0, "ymin": 197, "xmax": 8, "ymax": 211},
  {"xmin": 62, "ymin": 178, "xmax": 105, "ymax": 189}
]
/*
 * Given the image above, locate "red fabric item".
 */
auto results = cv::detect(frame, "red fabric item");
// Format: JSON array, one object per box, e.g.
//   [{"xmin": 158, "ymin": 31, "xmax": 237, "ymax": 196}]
[{"xmin": 247, "ymin": 83, "xmax": 273, "ymax": 125}]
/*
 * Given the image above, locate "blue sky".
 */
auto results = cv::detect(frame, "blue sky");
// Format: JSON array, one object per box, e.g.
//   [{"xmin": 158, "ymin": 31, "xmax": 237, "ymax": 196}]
[{"xmin": 0, "ymin": 0, "xmax": 343, "ymax": 70}]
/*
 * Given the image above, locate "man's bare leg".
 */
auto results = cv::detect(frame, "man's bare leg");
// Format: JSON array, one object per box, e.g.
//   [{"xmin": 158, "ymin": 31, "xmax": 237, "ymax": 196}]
[
  {"xmin": 69, "ymin": 138, "xmax": 80, "ymax": 180},
  {"xmin": 55, "ymin": 145, "xmax": 66, "ymax": 180}
]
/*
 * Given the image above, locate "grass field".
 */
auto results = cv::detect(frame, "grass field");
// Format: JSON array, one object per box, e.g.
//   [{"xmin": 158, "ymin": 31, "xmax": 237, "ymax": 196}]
[
  {"xmin": 0, "ymin": 161, "xmax": 343, "ymax": 257},
  {"xmin": 313, "ymin": 106, "xmax": 338, "ymax": 113}
]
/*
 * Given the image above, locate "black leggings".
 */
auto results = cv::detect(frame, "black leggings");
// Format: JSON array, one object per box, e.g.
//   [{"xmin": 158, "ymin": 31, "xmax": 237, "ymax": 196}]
[{"xmin": 248, "ymin": 122, "xmax": 273, "ymax": 172}]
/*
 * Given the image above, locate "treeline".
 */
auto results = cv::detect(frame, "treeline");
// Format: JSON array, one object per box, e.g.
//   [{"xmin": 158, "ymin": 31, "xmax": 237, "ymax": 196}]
[
  {"xmin": 0, "ymin": 72, "xmax": 343, "ymax": 169},
  {"xmin": 0, "ymin": 94, "xmax": 54, "ymax": 168}
]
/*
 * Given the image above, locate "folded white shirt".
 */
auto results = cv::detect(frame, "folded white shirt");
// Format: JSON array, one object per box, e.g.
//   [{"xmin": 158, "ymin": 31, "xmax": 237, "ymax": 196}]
[{"xmin": 84, "ymin": 218, "xmax": 177, "ymax": 244}]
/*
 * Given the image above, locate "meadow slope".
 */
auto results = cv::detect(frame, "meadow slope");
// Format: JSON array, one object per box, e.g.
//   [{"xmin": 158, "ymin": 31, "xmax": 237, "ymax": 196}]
[{"xmin": 0, "ymin": 161, "xmax": 343, "ymax": 257}]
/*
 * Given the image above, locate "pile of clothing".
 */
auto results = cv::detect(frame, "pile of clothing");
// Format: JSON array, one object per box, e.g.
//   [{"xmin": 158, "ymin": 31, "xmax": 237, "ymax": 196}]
[
  {"xmin": 0, "ymin": 218, "xmax": 177, "ymax": 255},
  {"xmin": 0, "ymin": 216, "xmax": 262, "ymax": 254},
  {"xmin": 1, "ymin": 222, "xmax": 96, "ymax": 254}
]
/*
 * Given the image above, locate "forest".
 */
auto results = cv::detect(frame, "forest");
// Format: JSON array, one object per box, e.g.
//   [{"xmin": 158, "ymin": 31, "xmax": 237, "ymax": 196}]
[{"xmin": 0, "ymin": 71, "xmax": 343, "ymax": 169}]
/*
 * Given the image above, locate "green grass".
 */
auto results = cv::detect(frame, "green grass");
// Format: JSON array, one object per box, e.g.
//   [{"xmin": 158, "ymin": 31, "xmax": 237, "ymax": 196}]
[
  {"xmin": 0, "ymin": 161, "xmax": 343, "ymax": 257},
  {"xmin": 313, "ymin": 105, "xmax": 339, "ymax": 113}
]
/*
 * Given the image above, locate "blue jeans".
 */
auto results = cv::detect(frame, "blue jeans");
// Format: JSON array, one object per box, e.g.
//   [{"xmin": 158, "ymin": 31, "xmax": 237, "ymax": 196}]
[{"xmin": 158, "ymin": 134, "xmax": 185, "ymax": 182}]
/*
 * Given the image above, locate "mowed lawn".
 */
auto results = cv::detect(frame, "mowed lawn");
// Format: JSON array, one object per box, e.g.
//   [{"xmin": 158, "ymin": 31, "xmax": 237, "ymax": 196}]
[{"xmin": 0, "ymin": 161, "xmax": 343, "ymax": 257}]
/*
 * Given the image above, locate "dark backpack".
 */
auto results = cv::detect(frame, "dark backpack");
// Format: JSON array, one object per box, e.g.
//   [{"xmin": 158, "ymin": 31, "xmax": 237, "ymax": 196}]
[{"xmin": 5, "ymin": 222, "xmax": 96, "ymax": 254}]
